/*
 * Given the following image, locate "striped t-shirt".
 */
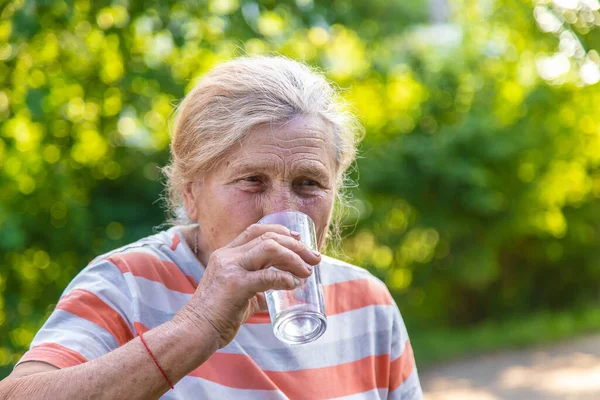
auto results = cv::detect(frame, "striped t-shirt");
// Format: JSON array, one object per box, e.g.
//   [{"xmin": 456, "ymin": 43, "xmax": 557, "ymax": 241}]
[{"xmin": 18, "ymin": 226, "xmax": 422, "ymax": 399}]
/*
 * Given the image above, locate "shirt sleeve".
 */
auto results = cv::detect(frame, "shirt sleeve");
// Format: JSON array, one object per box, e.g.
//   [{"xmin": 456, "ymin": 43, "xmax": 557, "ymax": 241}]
[
  {"xmin": 388, "ymin": 302, "xmax": 423, "ymax": 399},
  {"xmin": 16, "ymin": 258, "xmax": 135, "ymax": 369}
]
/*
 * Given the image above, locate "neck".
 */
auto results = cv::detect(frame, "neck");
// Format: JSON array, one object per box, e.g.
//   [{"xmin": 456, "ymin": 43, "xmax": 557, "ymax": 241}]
[{"xmin": 182, "ymin": 225, "xmax": 210, "ymax": 266}]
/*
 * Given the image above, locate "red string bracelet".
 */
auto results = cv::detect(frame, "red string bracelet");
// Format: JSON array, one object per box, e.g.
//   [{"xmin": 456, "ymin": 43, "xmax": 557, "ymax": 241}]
[{"xmin": 140, "ymin": 331, "xmax": 175, "ymax": 390}]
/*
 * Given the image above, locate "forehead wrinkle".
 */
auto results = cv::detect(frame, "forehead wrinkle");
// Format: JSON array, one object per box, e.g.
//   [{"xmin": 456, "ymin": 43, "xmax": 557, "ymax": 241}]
[
  {"xmin": 258, "ymin": 142, "xmax": 326, "ymax": 154},
  {"xmin": 255, "ymin": 142, "xmax": 331, "ymax": 172},
  {"xmin": 231, "ymin": 116, "xmax": 337, "ymax": 177},
  {"xmin": 228, "ymin": 153, "xmax": 285, "ymax": 174},
  {"xmin": 268, "ymin": 134, "xmax": 327, "ymax": 143},
  {"xmin": 265, "ymin": 119, "xmax": 328, "ymax": 142}
]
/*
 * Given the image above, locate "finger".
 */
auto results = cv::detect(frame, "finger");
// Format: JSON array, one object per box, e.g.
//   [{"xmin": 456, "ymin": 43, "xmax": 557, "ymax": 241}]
[
  {"xmin": 245, "ymin": 269, "xmax": 300, "ymax": 294},
  {"xmin": 239, "ymin": 238, "xmax": 313, "ymax": 278},
  {"xmin": 227, "ymin": 223, "xmax": 299, "ymax": 248},
  {"xmin": 237, "ymin": 232, "xmax": 321, "ymax": 266},
  {"xmin": 255, "ymin": 293, "xmax": 268, "ymax": 312}
]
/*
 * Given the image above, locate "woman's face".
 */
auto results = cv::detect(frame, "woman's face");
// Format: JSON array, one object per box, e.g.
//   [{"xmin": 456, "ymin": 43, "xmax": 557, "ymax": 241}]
[{"xmin": 183, "ymin": 116, "xmax": 338, "ymax": 261}]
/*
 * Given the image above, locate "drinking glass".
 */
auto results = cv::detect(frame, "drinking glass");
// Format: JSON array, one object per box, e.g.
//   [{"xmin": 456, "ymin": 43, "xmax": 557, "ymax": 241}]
[{"xmin": 258, "ymin": 211, "xmax": 327, "ymax": 345}]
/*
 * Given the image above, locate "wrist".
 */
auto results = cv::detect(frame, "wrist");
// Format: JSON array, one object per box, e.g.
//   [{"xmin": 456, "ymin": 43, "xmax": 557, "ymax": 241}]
[
  {"xmin": 139, "ymin": 307, "xmax": 221, "ymax": 383},
  {"xmin": 172, "ymin": 304, "xmax": 223, "ymax": 351}
]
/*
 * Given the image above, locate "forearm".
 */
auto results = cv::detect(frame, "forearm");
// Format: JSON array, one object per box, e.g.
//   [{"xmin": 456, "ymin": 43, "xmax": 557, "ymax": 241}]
[{"xmin": 1, "ymin": 316, "xmax": 220, "ymax": 400}]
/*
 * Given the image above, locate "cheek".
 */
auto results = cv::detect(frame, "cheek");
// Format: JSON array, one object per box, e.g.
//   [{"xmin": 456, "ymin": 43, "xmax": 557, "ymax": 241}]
[
  {"xmin": 198, "ymin": 188, "xmax": 261, "ymax": 249},
  {"xmin": 219, "ymin": 191, "xmax": 263, "ymax": 242}
]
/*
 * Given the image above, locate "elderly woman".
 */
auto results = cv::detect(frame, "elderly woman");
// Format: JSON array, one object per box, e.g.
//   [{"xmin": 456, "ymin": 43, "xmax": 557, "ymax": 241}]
[{"xmin": 1, "ymin": 56, "xmax": 422, "ymax": 399}]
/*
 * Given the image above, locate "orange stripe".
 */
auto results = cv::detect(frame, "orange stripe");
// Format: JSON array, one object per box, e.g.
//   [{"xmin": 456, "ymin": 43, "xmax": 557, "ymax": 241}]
[
  {"xmin": 134, "ymin": 321, "xmax": 150, "ymax": 335},
  {"xmin": 246, "ymin": 311, "xmax": 271, "ymax": 324},
  {"xmin": 108, "ymin": 252, "xmax": 197, "ymax": 294},
  {"xmin": 134, "ymin": 322, "xmax": 277, "ymax": 390},
  {"xmin": 189, "ymin": 352, "xmax": 279, "ymax": 391},
  {"xmin": 390, "ymin": 340, "xmax": 415, "ymax": 391},
  {"xmin": 324, "ymin": 278, "xmax": 393, "ymax": 315},
  {"xmin": 171, "ymin": 234, "xmax": 181, "ymax": 250},
  {"xmin": 57, "ymin": 289, "xmax": 133, "ymax": 346},
  {"xmin": 246, "ymin": 278, "xmax": 393, "ymax": 324},
  {"xmin": 187, "ymin": 351, "xmax": 393, "ymax": 397},
  {"xmin": 134, "ymin": 325, "xmax": 412, "ymax": 396},
  {"xmin": 19, "ymin": 343, "xmax": 88, "ymax": 369},
  {"xmin": 266, "ymin": 353, "xmax": 390, "ymax": 398}
]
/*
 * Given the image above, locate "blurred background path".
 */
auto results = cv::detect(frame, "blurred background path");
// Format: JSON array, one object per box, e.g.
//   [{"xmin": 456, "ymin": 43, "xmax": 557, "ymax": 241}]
[{"xmin": 421, "ymin": 334, "xmax": 600, "ymax": 400}]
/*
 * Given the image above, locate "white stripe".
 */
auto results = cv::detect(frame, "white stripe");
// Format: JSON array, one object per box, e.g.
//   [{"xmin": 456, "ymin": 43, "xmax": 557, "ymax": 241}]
[
  {"xmin": 390, "ymin": 305, "xmax": 410, "ymax": 360},
  {"xmin": 170, "ymin": 375, "xmax": 288, "ymax": 400},
  {"xmin": 331, "ymin": 387, "xmax": 388, "ymax": 400},
  {"xmin": 30, "ymin": 310, "xmax": 119, "ymax": 361},
  {"xmin": 238, "ymin": 303, "xmax": 395, "ymax": 350},
  {"xmin": 168, "ymin": 227, "xmax": 207, "ymax": 282},
  {"xmin": 123, "ymin": 274, "xmax": 192, "ymax": 315},
  {"xmin": 136, "ymin": 298, "xmax": 179, "ymax": 329},
  {"xmin": 90, "ymin": 240, "xmax": 162, "ymax": 263},
  {"xmin": 224, "ymin": 327, "xmax": 392, "ymax": 371},
  {"xmin": 320, "ymin": 255, "xmax": 375, "ymax": 285},
  {"xmin": 104, "ymin": 246, "xmax": 182, "ymax": 269}
]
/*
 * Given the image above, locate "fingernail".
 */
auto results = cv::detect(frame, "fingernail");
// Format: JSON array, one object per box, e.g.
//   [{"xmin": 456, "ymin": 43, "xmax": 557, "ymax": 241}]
[
  {"xmin": 306, "ymin": 264, "xmax": 313, "ymax": 273},
  {"xmin": 290, "ymin": 230, "xmax": 301, "ymax": 237},
  {"xmin": 294, "ymin": 277, "xmax": 301, "ymax": 286},
  {"xmin": 312, "ymin": 250, "xmax": 321, "ymax": 257}
]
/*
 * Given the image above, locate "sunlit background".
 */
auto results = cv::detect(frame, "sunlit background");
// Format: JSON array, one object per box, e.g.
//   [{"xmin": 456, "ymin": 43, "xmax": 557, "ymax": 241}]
[{"xmin": 1, "ymin": 0, "xmax": 600, "ymax": 396}]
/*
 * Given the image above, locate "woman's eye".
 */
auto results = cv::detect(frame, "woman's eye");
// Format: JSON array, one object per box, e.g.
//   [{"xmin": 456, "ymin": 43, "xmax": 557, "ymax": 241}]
[
  {"xmin": 244, "ymin": 176, "xmax": 261, "ymax": 183},
  {"xmin": 301, "ymin": 179, "xmax": 318, "ymax": 187}
]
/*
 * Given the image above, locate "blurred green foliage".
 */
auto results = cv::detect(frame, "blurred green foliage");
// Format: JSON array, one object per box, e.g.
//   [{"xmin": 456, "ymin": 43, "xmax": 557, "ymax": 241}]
[{"xmin": 1, "ymin": 0, "xmax": 600, "ymax": 377}]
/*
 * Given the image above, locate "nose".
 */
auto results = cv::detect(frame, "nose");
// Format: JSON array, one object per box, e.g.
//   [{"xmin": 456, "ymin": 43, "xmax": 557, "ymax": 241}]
[{"xmin": 262, "ymin": 183, "xmax": 297, "ymax": 216}]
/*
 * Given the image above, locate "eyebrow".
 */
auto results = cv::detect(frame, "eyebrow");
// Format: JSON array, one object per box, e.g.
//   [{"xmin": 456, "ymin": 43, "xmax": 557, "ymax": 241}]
[{"xmin": 228, "ymin": 160, "xmax": 332, "ymax": 183}]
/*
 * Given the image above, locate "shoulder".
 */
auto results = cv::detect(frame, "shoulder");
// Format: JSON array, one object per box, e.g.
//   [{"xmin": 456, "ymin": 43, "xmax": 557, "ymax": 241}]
[
  {"xmin": 320, "ymin": 255, "xmax": 387, "ymax": 289},
  {"xmin": 66, "ymin": 227, "xmax": 197, "ymax": 293},
  {"xmin": 320, "ymin": 255, "xmax": 395, "ymax": 313},
  {"xmin": 90, "ymin": 228, "xmax": 181, "ymax": 266},
  {"xmin": 320, "ymin": 256, "xmax": 413, "ymax": 344},
  {"xmin": 91, "ymin": 226, "xmax": 198, "ymax": 272}
]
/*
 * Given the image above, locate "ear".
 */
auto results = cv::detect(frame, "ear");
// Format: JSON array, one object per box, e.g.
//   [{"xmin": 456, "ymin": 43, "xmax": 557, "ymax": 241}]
[{"xmin": 182, "ymin": 181, "xmax": 198, "ymax": 221}]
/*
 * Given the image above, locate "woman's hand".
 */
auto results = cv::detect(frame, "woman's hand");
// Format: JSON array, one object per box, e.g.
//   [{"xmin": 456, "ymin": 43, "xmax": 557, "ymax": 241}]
[{"xmin": 176, "ymin": 224, "xmax": 321, "ymax": 348}]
